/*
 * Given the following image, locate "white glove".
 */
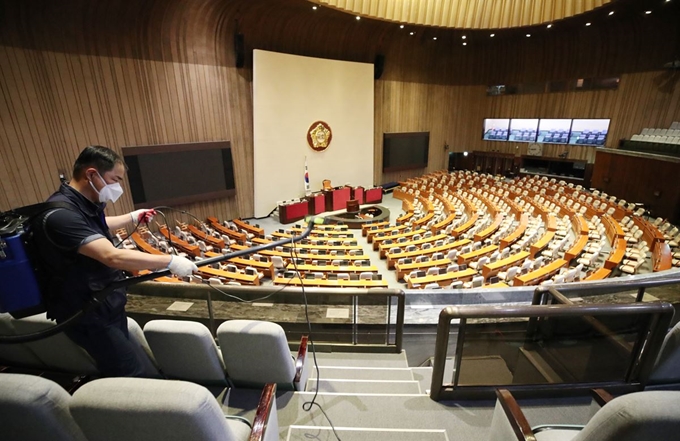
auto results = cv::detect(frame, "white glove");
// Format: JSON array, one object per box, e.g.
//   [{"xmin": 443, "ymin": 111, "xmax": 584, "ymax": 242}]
[
  {"xmin": 166, "ymin": 255, "xmax": 198, "ymax": 277},
  {"xmin": 130, "ymin": 209, "xmax": 156, "ymax": 225}
]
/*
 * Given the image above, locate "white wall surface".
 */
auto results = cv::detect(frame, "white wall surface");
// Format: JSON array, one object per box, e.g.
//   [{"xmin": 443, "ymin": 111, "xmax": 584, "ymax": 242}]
[{"xmin": 253, "ymin": 49, "xmax": 374, "ymax": 217}]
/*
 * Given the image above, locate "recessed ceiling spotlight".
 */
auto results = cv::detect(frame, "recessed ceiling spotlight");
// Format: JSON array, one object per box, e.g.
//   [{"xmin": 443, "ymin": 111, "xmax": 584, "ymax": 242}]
[
  {"xmin": 463, "ymin": 42, "xmax": 467, "ymax": 46},
  {"xmin": 547, "ymin": 24, "xmax": 552, "ymax": 28},
  {"xmin": 586, "ymin": 22, "xmax": 592, "ymax": 26},
  {"xmin": 409, "ymin": 31, "xmax": 415, "ymax": 36},
  {"xmin": 433, "ymin": 37, "xmax": 437, "ymax": 40},
  {"xmin": 462, "ymin": 35, "xmax": 467, "ymax": 39},
  {"xmin": 312, "ymin": 6, "xmax": 317, "ymax": 10},
  {"xmin": 526, "ymin": 33, "xmax": 531, "ymax": 37},
  {"xmin": 490, "ymin": 33, "xmax": 495, "ymax": 37},
  {"xmin": 608, "ymin": 11, "xmax": 614, "ymax": 16},
  {"xmin": 355, "ymin": 16, "xmax": 361, "ymax": 20},
  {"xmin": 399, "ymin": 25, "xmax": 404, "ymax": 29},
  {"xmin": 645, "ymin": 10, "xmax": 652, "ymax": 14}
]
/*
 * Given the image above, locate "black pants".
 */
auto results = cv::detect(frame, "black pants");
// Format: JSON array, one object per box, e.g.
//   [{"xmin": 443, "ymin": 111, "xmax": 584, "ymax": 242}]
[{"xmin": 64, "ymin": 311, "xmax": 147, "ymax": 377}]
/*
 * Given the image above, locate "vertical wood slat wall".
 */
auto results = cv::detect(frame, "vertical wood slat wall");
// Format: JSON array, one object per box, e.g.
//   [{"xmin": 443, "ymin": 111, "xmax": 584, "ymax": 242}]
[{"xmin": 1, "ymin": 0, "xmax": 679, "ymax": 217}]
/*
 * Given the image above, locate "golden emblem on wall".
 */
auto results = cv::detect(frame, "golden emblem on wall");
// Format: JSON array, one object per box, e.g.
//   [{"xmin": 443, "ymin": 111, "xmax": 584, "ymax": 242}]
[{"xmin": 307, "ymin": 121, "xmax": 332, "ymax": 152}]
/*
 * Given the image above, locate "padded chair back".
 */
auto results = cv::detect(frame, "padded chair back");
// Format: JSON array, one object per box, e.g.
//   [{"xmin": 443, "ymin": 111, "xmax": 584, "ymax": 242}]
[
  {"xmin": 71, "ymin": 378, "xmax": 250, "ymax": 441},
  {"xmin": 11, "ymin": 313, "xmax": 99, "ymax": 375},
  {"xmin": 573, "ymin": 391, "xmax": 680, "ymax": 441},
  {"xmin": 0, "ymin": 373, "xmax": 87, "ymax": 441},
  {"xmin": 217, "ymin": 320, "xmax": 295, "ymax": 388},
  {"xmin": 649, "ymin": 321, "xmax": 680, "ymax": 385},
  {"xmin": 0, "ymin": 313, "xmax": 46, "ymax": 370},
  {"xmin": 143, "ymin": 319, "xmax": 227, "ymax": 385},
  {"xmin": 126, "ymin": 317, "xmax": 161, "ymax": 377}
]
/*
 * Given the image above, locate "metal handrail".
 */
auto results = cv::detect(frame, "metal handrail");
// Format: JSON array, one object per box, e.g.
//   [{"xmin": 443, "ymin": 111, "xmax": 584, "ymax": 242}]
[
  {"xmin": 430, "ymin": 294, "xmax": 674, "ymax": 400},
  {"xmin": 128, "ymin": 282, "xmax": 405, "ymax": 353}
]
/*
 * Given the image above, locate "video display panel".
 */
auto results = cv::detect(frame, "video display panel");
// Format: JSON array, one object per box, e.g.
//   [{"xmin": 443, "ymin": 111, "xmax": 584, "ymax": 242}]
[
  {"xmin": 537, "ymin": 119, "xmax": 572, "ymax": 144},
  {"xmin": 508, "ymin": 119, "xmax": 539, "ymax": 143},
  {"xmin": 482, "ymin": 119, "xmax": 510, "ymax": 141},
  {"xmin": 568, "ymin": 119, "xmax": 610, "ymax": 146}
]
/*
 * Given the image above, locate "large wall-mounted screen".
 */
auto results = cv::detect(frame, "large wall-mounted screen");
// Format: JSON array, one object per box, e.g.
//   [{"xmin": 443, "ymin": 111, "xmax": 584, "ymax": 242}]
[
  {"xmin": 123, "ymin": 142, "xmax": 235, "ymax": 209},
  {"xmin": 568, "ymin": 119, "xmax": 610, "ymax": 146},
  {"xmin": 482, "ymin": 119, "xmax": 510, "ymax": 141},
  {"xmin": 508, "ymin": 119, "xmax": 539, "ymax": 143},
  {"xmin": 537, "ymin": 119, "xmax": 572, "ymax": 144},
  {"xmin": 382, "ymin": 132, "xmax": 429, "ymax": 172}
]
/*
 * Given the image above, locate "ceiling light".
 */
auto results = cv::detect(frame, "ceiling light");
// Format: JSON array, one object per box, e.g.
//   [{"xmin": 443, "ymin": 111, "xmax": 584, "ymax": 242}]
[
  {"xmin": 355, "ymin": 16, "xmax": 361, "ymax": 20},
  {"xmin": 585, "ymin": 22, "xmax": 591, "ymax": 26},
  {"xmin": 409, "ymin": 31, "xmax": 415, "ymax": 36},
  {"xmin": 547, "ymin": 24, "xmax": 552, "ymax": 28},
  {"xmin": 526, "ymin": 33, "xmax": 531, "ymax": 37},
  {"xmin": 645, "ymin": 10, "xmax": 652, "ymax": 14},
  {"xmin": 490, "ymin": 33, "xmax": 495, "ymax": 37},
  {"xmin": 608, "ymin": 11, "xmax": 614, "ymax": 16},
  {"xmin": 433, "ymin": 37, "xmax": 437, "ymax": 40},
  {"xmin": 399, "ymin": 25, "xmax": 404, "ymax": 29},
  {"xmin": 312, "ymin": 6, "xmax": 317, "ymax": 10},
  {"xmin": 462, "ymin": 35, "xmax": 467, "ymax": 39},
  {"xmin": 463, "ymin": 42, "xmax": 467, "ymax": 46}
]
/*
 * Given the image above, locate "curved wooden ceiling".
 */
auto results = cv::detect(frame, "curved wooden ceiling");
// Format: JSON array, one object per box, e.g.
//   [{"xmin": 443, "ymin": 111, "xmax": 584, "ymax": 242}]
[{"xmin": 313, "ymin": 0, "xmax": 613, "ymax": 29}]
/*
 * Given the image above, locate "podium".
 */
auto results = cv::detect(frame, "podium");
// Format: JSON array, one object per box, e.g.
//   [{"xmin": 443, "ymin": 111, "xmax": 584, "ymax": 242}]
[
  {"xmin": 307, "ymin": 192, "xmax": 325, "ymax": 215},
  {"xmin": 365, "ymin": 187, "xmax": 383, "ymax": 204},
  {"xmin": 324, "ymin": 187, "xmax": 352, "ymax": 211},
  {"xmin": 278, "ymin": 200, "xmax": 309, "ymax": 224}
]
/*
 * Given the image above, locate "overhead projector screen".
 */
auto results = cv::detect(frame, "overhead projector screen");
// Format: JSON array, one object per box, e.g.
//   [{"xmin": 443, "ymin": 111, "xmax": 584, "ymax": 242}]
[{"xmin": 253, "ymin": 50, "xmax": 374, "ymax": 218}]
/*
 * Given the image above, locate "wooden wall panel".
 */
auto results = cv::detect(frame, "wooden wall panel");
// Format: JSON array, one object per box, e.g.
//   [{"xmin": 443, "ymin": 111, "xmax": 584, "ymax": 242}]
[
  {"xmin": 592, "ymin": 150, "xmax": 680, "ymax": 223},
  {"xmin": 0, "ymin": 0, "xmax": 679, "ymax": 216}
]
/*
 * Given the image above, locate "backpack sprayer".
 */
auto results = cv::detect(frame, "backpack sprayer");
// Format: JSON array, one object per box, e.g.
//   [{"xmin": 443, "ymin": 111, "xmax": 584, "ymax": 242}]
[{"xmin": 0, "ymin": 203, "xmax": 315, "ymax": 344}]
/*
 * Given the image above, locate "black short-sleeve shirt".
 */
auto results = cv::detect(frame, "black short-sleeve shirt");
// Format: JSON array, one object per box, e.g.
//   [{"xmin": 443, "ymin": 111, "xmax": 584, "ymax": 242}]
[{"xmin": 34, "ymin": 183, "xmax": 127, "ymax": 323}]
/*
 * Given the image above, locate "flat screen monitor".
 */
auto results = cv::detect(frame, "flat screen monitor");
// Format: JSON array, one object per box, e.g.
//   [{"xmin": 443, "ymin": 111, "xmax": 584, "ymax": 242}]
[
  {"xmin": 382, "ymin": 132, "xmax": 429, "ymax": 172},
  {"xmin": 123, "ymin": 141, "xmax": 235, "ymax": 209},
  {"xmin": 569, "ymin": 119, "xmax": 610, "ymax": 146},
  {"xmin": 537, "ymin": 119, "xmax": 572, "ymax": 144},
  {"xmin": 482, "ymin": 119, "xmax": 510, "ymax": 141},
  {"xmin": 508, "ymin": 119, "xmax": 539, "ymax": 143}
]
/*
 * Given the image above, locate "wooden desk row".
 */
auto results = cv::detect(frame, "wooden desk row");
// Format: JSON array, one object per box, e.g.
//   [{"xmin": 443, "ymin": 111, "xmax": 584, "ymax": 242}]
[
  {"xmin": 482, "ymin": 251, "xmax": 530, "ymax": 279},
  {"xmin": 285, "ymin": 263, "xmax": 378, "ymax": 274},
  {"xmin": 372, "ymin": 228, "xmax": 427, "ymax": 250},
  {"xmin": 474, "ymin": 213, "xmax": 504, "ymax": 242},
  {"xmin": 198, "ymin": 266, "xmax": 260, "ymax": 285},
  {"xmin": 273, "ymin": 276, "xmax": 388, "ymax": 288},
  {"xmin": 377, "ymin": 233, "xmax": 448, "ymax": 258},
  {"xmin": 230, "ymin": 244, "xmax": 366, "ymax": 262},
  {"xmin": 207, "ymin": 217, "xmax": 247, "ymax": 243},
  {"xmin": 513, "ymin": 259, "xmax": 568, "ymax": 286},
  {"xmin": 500, "ymin": 214, "xmax": 529, "ymax": 249},
  {"xmin": 159, "ymin": 226, "xmax": 200, "ymax": 257},
  {"xmin": 386, "ymin": 239, "xmax": 471, "ymax": 269},
  {"xmin": 530, "ymin": 231, "xmax": 555, "ymax": 258},
  {"xmin": 604, "ymin": 238, "xmax": 627, "ymax": 270},
  {"xmin": 204, "ymin": 252, "xmax": 275, "ymax": 278},
  {"xmin": 252, "ymin": 237, "xmax": 362, "ymax": 251},
  {"xmin": 407, "ymin": 268, "xmax": 477, "ymax": 289}
]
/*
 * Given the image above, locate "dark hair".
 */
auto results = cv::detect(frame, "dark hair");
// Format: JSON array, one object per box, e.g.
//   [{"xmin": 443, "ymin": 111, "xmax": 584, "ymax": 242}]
[{"xmin": 72, "ymin": 145, "xmax": 125, "ymax": 179}]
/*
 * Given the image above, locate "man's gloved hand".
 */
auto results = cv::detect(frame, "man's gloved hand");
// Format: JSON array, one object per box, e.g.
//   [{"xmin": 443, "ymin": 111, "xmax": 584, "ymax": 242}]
[
  {"xmin": 166, "ymin": 255, "xmax": 198, "ymax": 277},
  {"xmin": 130, "ymin": 209, "xmax": 156, "ymax": 225}
]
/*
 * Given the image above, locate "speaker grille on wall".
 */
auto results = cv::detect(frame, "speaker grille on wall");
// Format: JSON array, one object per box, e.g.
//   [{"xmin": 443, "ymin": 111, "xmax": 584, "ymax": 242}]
[
  {"xmin": 234, "ymin": 33, "xmax": 245, "ymax": 68},
  {"xmin": 374, "ymin": 54, "xmax": 384, "ymax": 80}
]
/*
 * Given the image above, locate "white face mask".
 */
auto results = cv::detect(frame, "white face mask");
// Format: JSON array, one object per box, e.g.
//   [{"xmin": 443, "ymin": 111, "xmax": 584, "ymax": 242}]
[{"xmin": 90, "ymin": 171, "xmax": 124, "ymax": 203}]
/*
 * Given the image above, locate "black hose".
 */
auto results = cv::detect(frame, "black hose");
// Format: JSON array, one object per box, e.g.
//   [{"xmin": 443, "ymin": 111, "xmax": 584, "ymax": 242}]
[{"xmin": 0, "ymin": 220, "xmax": 316, "ymax": 344}]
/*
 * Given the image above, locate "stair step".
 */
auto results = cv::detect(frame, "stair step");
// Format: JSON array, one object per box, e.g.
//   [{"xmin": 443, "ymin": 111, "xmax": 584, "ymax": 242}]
[
  {"xmin": 311, "ymin": 366, "xmax": 414, "ymax": 381},
  {"xmin": 305, "ymin": 379, "xmax": 421, "ymax": 394},
  {"xmin": 287, "ymin": 426, "xmax": 448, "ymax": 441},
  {"xmin": 313, "ymin": 351, "xmax": 409, "ymax": 368},
  {"xmin": 411, "ymin": 367, "xmax": 433, "ymax": 395}
]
